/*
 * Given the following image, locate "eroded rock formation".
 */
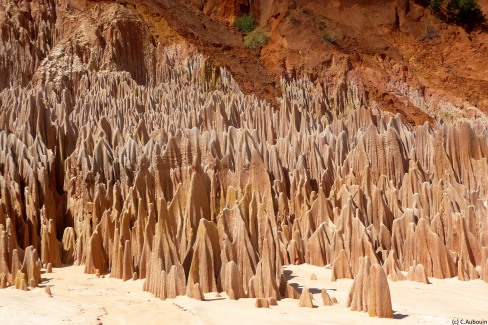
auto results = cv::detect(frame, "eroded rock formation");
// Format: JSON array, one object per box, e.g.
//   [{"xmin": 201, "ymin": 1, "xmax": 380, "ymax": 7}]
[
  {"xmin": 347, "ymin": 257, "xmax": 393, "ymax": 318},
  {"xmin": 298, "ymin": 287, "xmax": 314, "ymax": 308},
  {"xmin": 321, "ymin": 288, "xmax": 334, "ymax": 306},
  {"xmin": 0, "ymin": 0, "xmax": 487, "ymax": 311}
]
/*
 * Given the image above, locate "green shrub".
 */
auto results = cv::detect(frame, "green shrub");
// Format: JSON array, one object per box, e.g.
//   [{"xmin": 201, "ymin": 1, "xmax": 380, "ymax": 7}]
[
  {"xmin": 235, "ymin": 15, "xmax": 255, "ymax": 33},
  {"xmin": 448, "ymin": 0, "xmax": 484, "ymax": 24},
  {"xmin": 243, "ymin": 30, "xmax": 269, "ymax": 48},
  {"xmin": 429, "ymin": 0, "xmax": 485, "ymax": 26}
]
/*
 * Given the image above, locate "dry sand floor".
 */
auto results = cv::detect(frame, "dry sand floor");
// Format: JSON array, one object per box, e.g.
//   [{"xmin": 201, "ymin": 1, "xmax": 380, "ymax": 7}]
[{"xmin": 1, "ymin": 264, "xmax": 487, "ymax": 324}]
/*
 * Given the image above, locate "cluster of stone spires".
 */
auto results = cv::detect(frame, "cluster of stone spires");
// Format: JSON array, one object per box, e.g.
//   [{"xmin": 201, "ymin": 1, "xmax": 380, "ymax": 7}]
[{"xmin": 1, "ymin": 0, "xmax": 488, "ymax": 319}]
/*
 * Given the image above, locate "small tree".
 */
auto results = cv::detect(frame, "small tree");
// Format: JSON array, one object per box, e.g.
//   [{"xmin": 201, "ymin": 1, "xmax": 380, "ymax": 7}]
[
  {"xmin": 448, "ymin": 0, "xmax": 484, "ymax": 25},
  {"xmin": 426, "ymin": 0, "xmax": 484, "ymax": 27},
  {"xmin": 235, "ymin": 15, "xmax": 255, "ymax": 33}
]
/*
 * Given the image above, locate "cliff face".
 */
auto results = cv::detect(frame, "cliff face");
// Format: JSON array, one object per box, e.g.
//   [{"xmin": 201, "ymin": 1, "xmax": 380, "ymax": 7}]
[
  {"xmin": 0, "ymin": 0, "xmax": 487, "ymax": 310},
  {"xmin": 182, "ymin": 0, "xmax": 488, "ymax": 123}
]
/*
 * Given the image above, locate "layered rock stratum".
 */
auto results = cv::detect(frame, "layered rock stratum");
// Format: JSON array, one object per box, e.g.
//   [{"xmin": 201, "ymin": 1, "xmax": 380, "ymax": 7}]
[{"xmin": 0, "ymin": 0, "xmax": 487, "ymax": 321}]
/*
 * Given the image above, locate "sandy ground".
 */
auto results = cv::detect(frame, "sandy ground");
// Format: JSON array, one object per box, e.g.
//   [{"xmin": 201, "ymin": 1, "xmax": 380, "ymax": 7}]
[{"xmin": 1, "ymin": 264, "xmax": 487, "ymax": 325}]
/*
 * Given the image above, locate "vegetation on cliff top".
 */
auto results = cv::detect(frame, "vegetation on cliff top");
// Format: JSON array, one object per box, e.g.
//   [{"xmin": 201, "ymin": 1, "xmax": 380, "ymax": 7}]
[{"xmin": 429, "ymin": 0, "xmax": 484, "ymax": 27}]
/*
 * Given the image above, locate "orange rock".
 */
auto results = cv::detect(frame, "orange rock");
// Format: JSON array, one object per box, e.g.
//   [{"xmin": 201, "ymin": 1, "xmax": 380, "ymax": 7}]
[
  {"xmin": 222, "ymin": 261, "xmax": 245, "ymax": 300},
  {"xmin": 62, "ymin": 228, "xmax": 76, "ymax": 265},
  {"xmin": 187, "ymin": 278, "xmax": 205, "ymax": 301},
  {"xmin": 298, "ymin": 287, "xmax": 314, "ymax": 308},
  {"xmin": 188, "ymin": 219, "xmax": 220, "ymax": 294},
  {"xmin": 41, "ymin": 219, "xmax": 62, "ymax": 268},
  {"xmin": 415, "ymin": 219, "xmax": 455, "ymax": 279},
  {"xmin": 331, "ymin": 249, "xmax": 352, "ymax": 281},
  {"xmin": 347, "ymin": 257, "xmax": 393, "ymax": 318},
  {"xmin": 0, "ymin": 230, "xmax": 9, "ymax": 279},
  {"xmin": 248, "ymin": 237, "xmax": 281, "ymax": 301},
  {"xmin": 0, "ymin": 273, "xmax": 7, "ymax": 288},
  {"xmin": 414, "ymin": 264, "xmax": 430, "ymax": 284},
  {"xmin": 14, "ymin": 270, "xmax": 28, "ymax": 291},
  {"xmin": 255, "ymin": 298, "xmax": 270, "ymax": 308},
  {"xmin": 347, "ymin": 257, "xmax": 371, "ymax": 312},
  {"xmin": 11, "ymin": 249, "xmax": 21, "ymax": 279},
  {"xmin": 84, "ymin": 231, "xmax": 107, "ymax": 275},
  {"xmin": 383, "ymin": 250, "xmax": 406, "ymax": 281},
  {"xmin": 321, "ymin": 288, "xmax": 333, "ymax": 306},
  {"xmin": 22, "ymin": 246, "xmax": 41, "ymax": 287},
  {"xmin": 268, "ymin": 297, "xmax": 278, "ymax": 306},
  {"xmin": 122, "ymin": 240, "xmax": 133, "ymax": 282},
  {"xmin": 368, "ymin": 264, "xmax": 393, "ymax": 318}
]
